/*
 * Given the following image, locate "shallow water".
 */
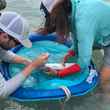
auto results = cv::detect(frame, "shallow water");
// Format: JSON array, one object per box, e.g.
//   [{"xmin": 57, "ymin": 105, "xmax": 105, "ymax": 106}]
[{"xmin": 1, "ymin": 0, "xmax": 110, "ymax": 110}]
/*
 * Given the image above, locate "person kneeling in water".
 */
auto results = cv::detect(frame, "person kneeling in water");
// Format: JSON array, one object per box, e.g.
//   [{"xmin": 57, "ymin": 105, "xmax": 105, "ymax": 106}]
[{"xmin": 0, "ymin": 11, "xmax": 49, "ymax": 98}]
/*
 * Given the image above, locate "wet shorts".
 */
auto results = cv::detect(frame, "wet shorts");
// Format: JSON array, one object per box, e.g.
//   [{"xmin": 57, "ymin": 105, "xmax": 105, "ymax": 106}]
[
  {"xmin": 93, "ymin": 44, "xmax": 110, "ymax": 67},
  {"xmin": 103, "ymin": 46, "xmax": 110, "ymax": 67}
]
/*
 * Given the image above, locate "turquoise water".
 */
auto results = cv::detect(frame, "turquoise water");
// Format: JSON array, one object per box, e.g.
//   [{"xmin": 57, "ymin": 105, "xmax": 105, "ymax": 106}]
[
  {"xmin": 10, "ymin": 41, "xmax": 70, "ymax": 89},
  {"xmin": 9, "ymin": 41, "xmax": 88, "ymax": 89},
  {"xmin": 1, "ymin": 0, "xmax": 110, "ymax": 110}
]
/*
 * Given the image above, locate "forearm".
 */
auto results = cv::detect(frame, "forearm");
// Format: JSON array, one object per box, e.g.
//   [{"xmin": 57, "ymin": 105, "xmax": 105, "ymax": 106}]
[
  {"xmin": 22, "ymin": 58, "xmax": 43, "ymax": 77},
  {"xmin": 0, "ymin": 61, "xmax": 40, "ymax": 98},
  {"xmin": 22, "ymin": 63, "xmax": 35, "ymax": 77},
  {"xmin": 0, "ymin": 47, "xmax": 30, "ymax": 65},
  {"xmin": 0, "ymin": 63, "xmax": 39, "ymax": 98},
  {"xmin": 12, "ymin": 55, "xmax": 31, "ymax": 65},
  {"xmin": 0, "ymin": 73, "xmax": 26, "ymax": 98}
]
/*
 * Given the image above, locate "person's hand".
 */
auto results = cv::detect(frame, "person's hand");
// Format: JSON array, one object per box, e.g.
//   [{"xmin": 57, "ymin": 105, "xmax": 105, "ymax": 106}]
[
  {"xmin": 31, "ymin": 53, "xmax": 49, "ymax": 69},
  {"xmin": 22, "ymin": 53, "xmax": 49, "ymax": 77},
  {"xmin": 44, "ymin": 63, "xmax": 81, "ymax": 77},
  {"xmin": 34, "ymin": 28, "xmax": 48, "ymax": 35},
  {"xmin": 44, "ymin": 67, "xmax": 58, "ymax": 76},
  {"xmin": 56, "ymin": 35, "xmax": 67, "ymax": 44}
]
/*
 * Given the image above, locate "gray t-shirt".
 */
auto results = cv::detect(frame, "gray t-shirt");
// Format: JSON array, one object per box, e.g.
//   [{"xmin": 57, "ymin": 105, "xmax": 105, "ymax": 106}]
[{"xmin": 0, "ymin": 47, "xmax": 26, "ymax": 98}]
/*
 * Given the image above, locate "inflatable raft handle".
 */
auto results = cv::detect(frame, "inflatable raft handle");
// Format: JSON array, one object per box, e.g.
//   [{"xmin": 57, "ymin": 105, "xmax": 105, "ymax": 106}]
[{"xmin": 60, "ymin": 86, "xmax": 72, "ymax": 102}]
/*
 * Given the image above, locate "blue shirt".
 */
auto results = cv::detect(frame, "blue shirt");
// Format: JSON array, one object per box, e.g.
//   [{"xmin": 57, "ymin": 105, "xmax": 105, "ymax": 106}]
[{"xmin": 71, "ymin": 0, "xmax": 110, "ymax": 72}]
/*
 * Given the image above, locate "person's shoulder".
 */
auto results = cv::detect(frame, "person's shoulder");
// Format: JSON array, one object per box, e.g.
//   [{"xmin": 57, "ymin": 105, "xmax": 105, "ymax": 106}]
[{"xmin": 0, "ymin": 47, "xmax": 4, "ymax": 51}]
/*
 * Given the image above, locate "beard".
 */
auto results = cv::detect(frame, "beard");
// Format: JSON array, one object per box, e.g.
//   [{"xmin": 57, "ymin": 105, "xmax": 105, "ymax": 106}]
[
  {"xmin": 0, "ymin": 41, "xmax": 16, "ymax": 50},
  {"xmin": 0, "ymin": 44, "xmax": 11, "ymax": 50}
]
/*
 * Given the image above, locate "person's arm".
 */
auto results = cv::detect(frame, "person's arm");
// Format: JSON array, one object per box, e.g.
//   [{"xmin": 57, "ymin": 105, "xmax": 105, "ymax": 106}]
[
  {"xmin": 2, "ymin": 63, "xmax": 37, "ymax": 97},
  {"xmin": 76, "ymin": 16, "xmax": 96, "ymax": 72},
  {"xmin": 0, "ymin": 47, "xmax": 31, "ymax": 65},
  {"xmin": 0, "ymin": 47, "xmax": 17, "ymax": 63},
  {"xmin": 0, "ymin": 53, "xmax": 49, "ymax": 98},
  {"xmin": 12, "ymin": 55, "xmax": 31, "ymax": 65},
  {"xmin": 0, "ymin": 72, "xmax": 26, "ymax": 98},
  {"xmin": 34, "ymin": 27, "xmax": 48, "ymax": 35}
]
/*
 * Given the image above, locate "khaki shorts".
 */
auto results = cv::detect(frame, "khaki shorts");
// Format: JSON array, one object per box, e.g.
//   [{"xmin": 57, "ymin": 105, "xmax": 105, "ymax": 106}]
[
  {"xmin": 103, "ymin": 46, "xmax": 110, "ymax": 67},
  {"xmin": 93, "ymin": 44, "xmax": 110, "ymax": 67}
]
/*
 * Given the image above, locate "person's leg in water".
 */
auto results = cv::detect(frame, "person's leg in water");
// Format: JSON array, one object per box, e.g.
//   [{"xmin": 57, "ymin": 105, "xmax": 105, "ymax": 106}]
[{"xmin": 100, "ymin": 46, "xmax": 110, "ymax": 95}]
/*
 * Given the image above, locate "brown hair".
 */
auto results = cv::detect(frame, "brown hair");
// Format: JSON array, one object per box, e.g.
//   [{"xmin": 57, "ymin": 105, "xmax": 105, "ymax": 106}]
[{"xmin": 45, "ymin": 0, "xmax": 72, "ymax": 37}]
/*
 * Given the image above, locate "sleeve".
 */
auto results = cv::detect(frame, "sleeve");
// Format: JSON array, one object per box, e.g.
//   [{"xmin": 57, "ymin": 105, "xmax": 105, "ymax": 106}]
[
  {"xmin": 63, "ymin": 50, "xmax": 75, "ymax": 62},
  {"xmin": 75, "ymin": 16, "xmax": 96, "ymax": 71},
  {"xmin": 0, "ymin": 72, "xmax": 26, "ymax": 98},
  {"xmin": 0, "ymin": 47, "xmax": 17, "ymax": 63},
  {"xmin": 57, "ymin": 63, "xmax": 80, "ymax": 77}
]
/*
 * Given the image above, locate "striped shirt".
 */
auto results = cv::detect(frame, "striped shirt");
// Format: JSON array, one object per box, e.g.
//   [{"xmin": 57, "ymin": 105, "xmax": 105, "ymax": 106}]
[{"xmin": 0, "ymin": 47, "xmax": 26, "ymax": 98}]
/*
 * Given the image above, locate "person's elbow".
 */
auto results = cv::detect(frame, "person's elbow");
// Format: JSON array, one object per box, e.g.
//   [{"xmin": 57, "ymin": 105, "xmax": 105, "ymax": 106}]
[{"xmin": 0, "ymin": 86, "xmax": 11, "ymax": 99}]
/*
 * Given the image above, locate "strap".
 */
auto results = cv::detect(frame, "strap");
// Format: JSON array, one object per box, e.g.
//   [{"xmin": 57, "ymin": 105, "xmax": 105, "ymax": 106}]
[{"xmin": 59, "ymin": 86, "xmax": 72, "ymax": 102}]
